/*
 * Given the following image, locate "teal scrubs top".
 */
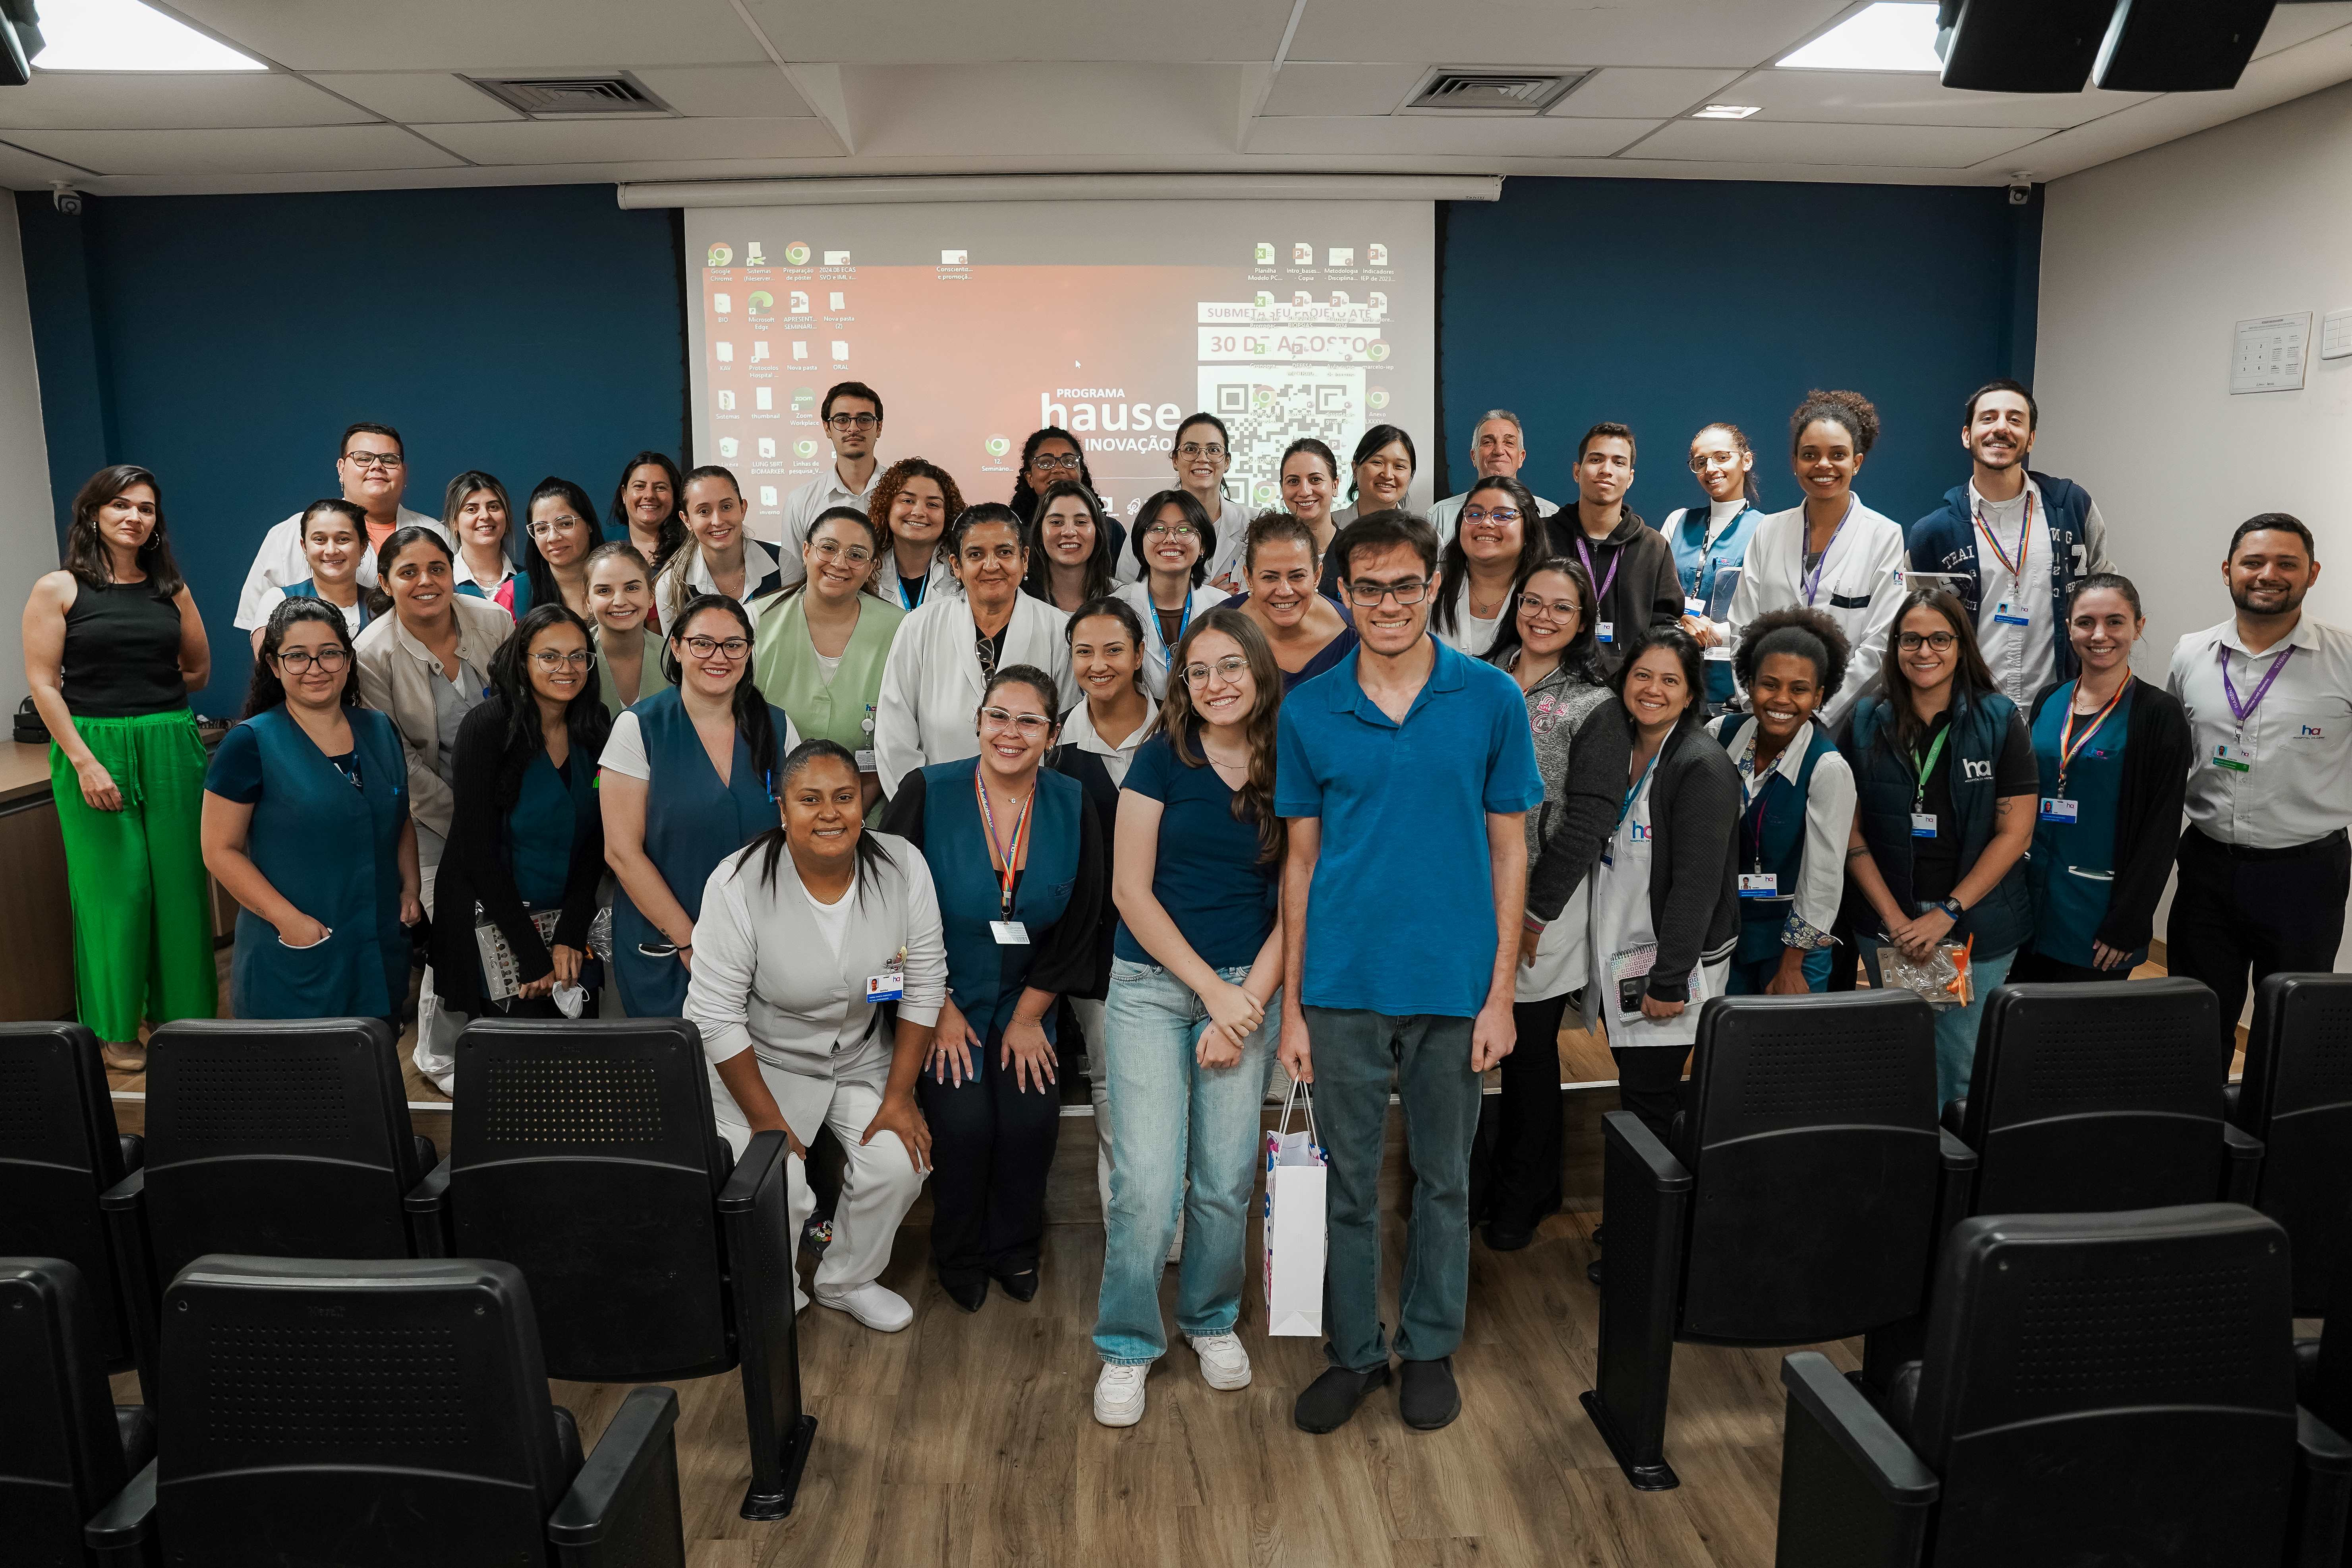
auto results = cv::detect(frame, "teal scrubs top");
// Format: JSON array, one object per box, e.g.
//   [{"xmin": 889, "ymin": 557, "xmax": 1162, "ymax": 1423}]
[
  {"xmin": 507, "ymin": 752, "xmax": 590, "ymax": 908},
  {"xmin": 2027, "ymin": 680, "xmax": 2133, "ymax": 967},
  {"xmin": 1661, "ymin": 502, "xmax": 1760, "ymax": 705},
  {"xmin": 207, "ymin": 706, "xmax": 410, "ymax": 1020},
  {"xmin": 918, "ymin": 758, "xmax": 1085, "ymax": 1041}
]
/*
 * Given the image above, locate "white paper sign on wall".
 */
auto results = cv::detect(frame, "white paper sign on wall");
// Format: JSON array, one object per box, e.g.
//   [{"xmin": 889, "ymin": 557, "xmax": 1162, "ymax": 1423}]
[
  {"xmin": 2230, "ymin": 312, "xmax": 2310, "ymax": 394},
  {"xmin": 2320, "ymin": 309, "xmax": 2352, "ymax": 362}
]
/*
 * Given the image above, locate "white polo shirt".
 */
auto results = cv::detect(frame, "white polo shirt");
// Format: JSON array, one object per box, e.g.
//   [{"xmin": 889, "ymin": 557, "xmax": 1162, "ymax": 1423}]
[
  {"xmin": 2168, "ymin": 613, "xmax": 2352, "ymax": 849},
  {"xmin": 234, "ymin": 505, "xmax": 444, "ymax": 630},
  {"xmin": 1426, "ymin": 488, "xmax": 1559, "ymax": 550},
  {"xmin": 1969, "ymin": 478, "xmax": 2112, "ymax": 712},
  {"xmin": 773, "ymin": 463, "xmax": 879, "ymax": 586}
]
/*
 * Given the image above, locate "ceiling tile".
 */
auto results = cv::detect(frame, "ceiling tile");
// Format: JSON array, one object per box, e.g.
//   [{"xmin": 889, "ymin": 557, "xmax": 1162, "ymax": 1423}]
[
  {"xmin": 1735, "ymin": 69, "xmax": 2151, "ymax": 128},
  {"xmin": 2253, "ymin": 3, "xmax": 2352, "ymax": 58},
  {"xmin": 0, "ymin": 136, "xmax": 95, "ymax": 184},
  {"xmin": 1245, "ymin": 115, "xmax": 1657, "ymax": 157},
  {"xmin": 1621, "ymin": 117, "xmax": 2048, "ymax": 168},
  {"xmin": 1259, "ymin": 62, "xmax": 1431, "ymax": 116},
  {"xmin": 847, "ymin": 64, "xmax": 1239, "ymax": 157},
  {"xmin": 303, "ymin": 72, "xmax": 521, "ymax": 123},
  {"xmin": 628, "ymin": 64, "xmax": 813, "ymax": 118},
  {"xmin": 1547, "ymin": 66, "xmax": 1745, "ymax": 118},
  {"xmin": 0, "ymin": 72, "xmax": 378, "ymax": 130},
  {"xmin": 1286, "ymin": 0, "xmax": 1846, "ymax": 67},
  {"xmin": 423, "ymin": 116, "xmax": 841, "ymax": 165},
  {"xmin": 166, "ymin": 0, "xmax": 770, "ymax": 70},
  {"xmin": 0, "ymin": 124, "xmax": 465, "ymax": 176},
  {"xmin": 739, "ymin": 0, "xmax": 1289, "ymax": 63}
]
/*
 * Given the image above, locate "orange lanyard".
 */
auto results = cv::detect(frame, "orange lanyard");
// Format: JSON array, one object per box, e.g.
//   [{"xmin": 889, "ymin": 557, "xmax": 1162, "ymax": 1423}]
[
  {"xmin": 2055, "ymin": 678, "xmax": 2127, "ymax": 795},
  {"xmin": 974, "ymin": 770, "xmax": 1032, "ymax": 919}
]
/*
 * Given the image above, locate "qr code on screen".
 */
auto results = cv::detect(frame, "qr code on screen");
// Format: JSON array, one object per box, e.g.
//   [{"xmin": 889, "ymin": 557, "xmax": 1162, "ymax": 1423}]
[{"xmin": 1200, "ymin": 367, "xmax": 1367, "ymax": 513}]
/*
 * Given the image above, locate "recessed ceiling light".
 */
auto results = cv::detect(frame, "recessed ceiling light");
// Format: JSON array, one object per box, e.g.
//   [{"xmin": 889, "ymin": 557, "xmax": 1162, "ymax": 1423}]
[
  {"xmin": 1778, "ymin": 1, "xmax": 1942, "ymax": 72},
  {"xmin": 33, "ymin": 0, "xmax": 264, "ymax": 71},
  {"xmin": 1692, "ymin": 104, "xmax": 1762, "ymax": 119}
]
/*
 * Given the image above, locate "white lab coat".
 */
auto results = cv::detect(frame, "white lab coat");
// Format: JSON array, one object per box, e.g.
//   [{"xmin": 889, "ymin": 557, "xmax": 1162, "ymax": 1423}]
[
  {"xmin": 1112, "ymin": 579, "xmax": 1229, "ymax": 700},
  {"xmin": 877, "ymin": 552, "xmax": 960, "ymax": 613},
  {"xmin": 234, "ymin": 505, "xmax": 445, "ymax": 630},
  {"xmin": 871, "ymin": 590, "xmax": 1078, "ymax": 798},
  {"xmin": 1725, "ymin": 499, "xmax": 1910, "ymax": 731}
]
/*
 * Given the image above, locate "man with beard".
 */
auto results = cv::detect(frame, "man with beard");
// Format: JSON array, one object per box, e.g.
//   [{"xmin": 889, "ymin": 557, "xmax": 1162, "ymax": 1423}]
[
  {"xmin": 2167, "ymin": 514, "xmax": 2352, "ymax": 1050},
  {"xmin": 1906, "ymin": 380, "xmax": 2112, "ymax": 709}
]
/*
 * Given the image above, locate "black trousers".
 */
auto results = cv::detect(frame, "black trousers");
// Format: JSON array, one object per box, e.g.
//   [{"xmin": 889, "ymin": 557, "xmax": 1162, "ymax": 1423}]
[
  {"xmin": 918, "ymin": 1027, "xmax": 1062, "ymax": 1283},
  {"xmin": 2007, "ymin": 949, "xmax": 2133, "ymax": 984},
  {"xmin": 1612, "ymin": 1045, "xmax": 1689, "ymax": 1145},
  {"xmin": 2167, "ymin": 827, "xmax": 2350, "ymax": 1055},
  {"xmin": 1481, "ymin": 992, "xmax": 1576, "ymax": 1232}
]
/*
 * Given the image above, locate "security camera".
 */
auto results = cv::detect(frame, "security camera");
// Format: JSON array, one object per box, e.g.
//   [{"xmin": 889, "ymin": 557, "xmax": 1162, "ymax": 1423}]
[
  {"xmin": 2006, "ymin": 180, "xmax": 2032, "ymax": 206},
  {"xmin": 50, "ymin": 182, "xmax": 81, "ymax": 216}
]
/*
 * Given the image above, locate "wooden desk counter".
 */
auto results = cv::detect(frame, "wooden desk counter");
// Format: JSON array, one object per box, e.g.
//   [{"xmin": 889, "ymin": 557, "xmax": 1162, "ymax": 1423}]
[{"xmin": 0, "ymin": 740, "xmax": 72, "ymax": 1019}]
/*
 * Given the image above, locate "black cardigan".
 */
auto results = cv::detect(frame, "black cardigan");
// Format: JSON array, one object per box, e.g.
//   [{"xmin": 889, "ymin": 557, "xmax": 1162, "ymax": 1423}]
[
  {"xmin": 1633, "ymin": 716, "xmax": 1743, "ymax": 999},
  {"xmin": 1523, "ymin": 694, "xmax": 1633, "ymax": 926},
  {"xmin": 428, "ymin": 698, "xmax": 609, "ymax": 1016},
  {"xmin": 1047, "ymin": 714, "xmax": 1125, "ymax": 1003},
  {"xmin": 2027, "ymin": 675, "xmax": 2193, "ymax": 953}
]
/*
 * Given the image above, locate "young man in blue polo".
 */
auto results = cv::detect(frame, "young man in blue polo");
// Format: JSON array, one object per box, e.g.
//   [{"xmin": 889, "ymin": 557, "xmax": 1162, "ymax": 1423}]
[{"xmin": 1274, "ymin": 508, "xmax": 1545, "ymax": 1434}]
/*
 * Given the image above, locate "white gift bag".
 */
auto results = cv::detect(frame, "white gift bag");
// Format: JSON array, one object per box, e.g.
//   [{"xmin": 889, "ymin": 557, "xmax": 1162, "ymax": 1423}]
[{"xmin": 1261, "ymin": 1078, "xmax": 1328, "ymax": 1338}]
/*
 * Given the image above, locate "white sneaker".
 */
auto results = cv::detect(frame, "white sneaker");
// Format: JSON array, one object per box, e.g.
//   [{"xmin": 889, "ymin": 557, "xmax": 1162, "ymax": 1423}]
[
  {"xmin": 1187, "ymin": 1332, "xmax": 1252, "ymax": 1391},
  {"xmin": 815, "ymin": 1280, "xmax": 913, "ymax": 1333},
  {"xmin": 1095, "ymin": 1363, "xmax": 1148, "ymax": 1427}
]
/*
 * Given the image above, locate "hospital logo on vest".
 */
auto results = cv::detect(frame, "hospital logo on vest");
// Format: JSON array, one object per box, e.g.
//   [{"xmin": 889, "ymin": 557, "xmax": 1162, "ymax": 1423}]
[
  {"xmin": 1961, "ymin": 759, "xmax": 1993, "ymax": 781},
  {"xmin": 1629, "ymin": 822, "xmax": 1655, "ymax": 843},
  {"xmin": 2303, "ymin": 724, "xmax": 2327, "ymax": 739}
]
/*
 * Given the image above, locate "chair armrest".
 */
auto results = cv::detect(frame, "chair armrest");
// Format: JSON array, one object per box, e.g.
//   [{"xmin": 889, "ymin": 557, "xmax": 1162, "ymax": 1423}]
[
  {"xmin": 2223, "ymin": 1081, "xmax": 2244, "ymax": 1125},
  {"xmin": 1939, "ymin": 1096, "xmax": 1967, "ymax": 1139},
  {"xmin": 84, "ymin": 1457, "xmax": 157, "ymax": 1567},
  {"xmin": 1934, "ymin": 1127, "xmax": 1979, "ymax": 1233},
  {"xmin": 714, "ymin": 1130, "xmax": 816, "ymax": 1519},
  {"xmin": 404, "ymin": 1161, "xmax": 451, "ymax": 1259},
  {"xmin": 2290, "ymin": 1406, "xmax": 2352, "ymax": 1568},
  {"xmin": 1776, "ymin": 1352, "xmax": 1935, "ymax": 1568},
  {"xmin": 117, "ymin": 1133, "xmax": 143, "ymax": 1174},
  {"xmin": 2297, "ymin": 1337, "xmax": 2323, "ymax": 1411},
  {"xmin": 99, "ymin": 1166, "xmax": 144, "ymax": 1212},
  {"xmin": 2222, "ymin": 1122, "xmax": 2264, "ymax": 1206},
  {"xmin": 715, "ymin": 1128, "xmax": 790, "ymax": 1214},
  {"xmin": 1600, "ymin": 1109, "xmax": 1693, "ymax": 1195},
  {"xmin": 548, "ymin": 1386, "xmax": 686, "ymax": 1566},
  {"xmin": 98, "ymin": 1169, "xmax": 160, "ymax": 1406}
]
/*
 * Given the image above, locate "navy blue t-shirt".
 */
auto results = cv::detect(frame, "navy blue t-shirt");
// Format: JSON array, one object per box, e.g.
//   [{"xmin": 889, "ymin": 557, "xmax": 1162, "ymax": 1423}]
[{"xmin": 1112, "ymin": 732, "xmax": 1279, "ymax": 971}]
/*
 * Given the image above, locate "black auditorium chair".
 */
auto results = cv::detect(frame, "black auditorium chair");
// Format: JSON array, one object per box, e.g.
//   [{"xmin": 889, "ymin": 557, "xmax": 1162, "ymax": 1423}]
[
  {"xmin": 2235, "ymin": 972, "xmax": 2352, "ymax": 1316},
  {"xmin": 408, "ymin": 1017, "xmax": 815, "ymax": 1520},
  {"xmin": 1774, "ymin": 1204, "xmax": 2352, "ymax": 1567},
  {"xmin": 1581, "ymin": 990, "xmax": 1973, "ymax": 1490},
  {"xmin": 0, "ymin": 1024, "xmax": 145, "ymax": 1389},
  {"xmin": 99, "ymin": 1018, "xmax": 442, "ymax": 1386},
  {"xmin": 81, "ymin": 1255, "xmax": 686, "ymax": 1568},
  {"xmin": 1944, "ymin": 978, "xmax": 2260, "ymax": 1217},
  {"xmin": 0, "ymin": 1257, "xmax": 154, "ymax": 1568}
]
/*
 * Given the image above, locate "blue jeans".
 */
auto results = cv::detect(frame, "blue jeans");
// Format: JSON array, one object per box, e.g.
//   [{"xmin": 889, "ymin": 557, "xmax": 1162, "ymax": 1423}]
[
  {"xmin": 1725, "ymin": 947, "xmax": 1832, "ymax": 995},
  {"xmin": 1091, "ymin": 958, "xmax": 1275, "ymax": 1366},
  {"xmin": 1863, "ymin": 942, "xmax": 2015, "ymax": 1109}
]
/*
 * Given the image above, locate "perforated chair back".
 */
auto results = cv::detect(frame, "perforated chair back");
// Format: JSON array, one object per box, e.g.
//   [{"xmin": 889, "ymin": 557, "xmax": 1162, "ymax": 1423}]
[
  {"xmin": 1907, "ymin": 1204, "xmax": 2298, "ymax": 1562},
  {"xmin": 140, "ymin": 1019, "xmax": 426, "ymax": 1284},
  {"xmin": 1960, "ymin": 978, "xmax": 2228, "ymax": 1215},
  {"xmin": 448, "ymin": 1018, "xmax": 733, "ymax": 1382},
  {"xmin": 0, "ymin": 1024, "xmax": 139, "ymax": 1365},
  {"xmin": 1677, "ymin": 990, "xmax": 1942, "ymax": 1342},
  {"xmin": 155, "ymin": 1255, "xmax": 575, "ymax": 1567},
  {"xmin": 2239, "ymin": 972, "xmax": 2352, "ymax": 1315},
  {"xmin": 0, "ymin": 1258, "xmax": 134, "ymax": 1568}
]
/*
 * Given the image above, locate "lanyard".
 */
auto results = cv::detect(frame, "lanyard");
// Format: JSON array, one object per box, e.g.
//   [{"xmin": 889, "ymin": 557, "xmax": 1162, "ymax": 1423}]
[
  {"xmin": 1972, "ymin": 488, "xmax": 2034, "ymax": 582},
  {"xmin": 2219, "ymin": 642, "xmax": 2296, "ymax": 727},
  {"xmin": 1154, "ymin": 590, "xmax": 1194, "ymax": 656},
  {"xmin": 1576, "ymin": 534, "xmax": 1623, "ymax": 605},
  {"xmin": 900, "ymin": 570, "xmax": 927, "ymax": 611},
  {"xmin": 973, "ymin": 770, "xmax": 1033, "ymax": 920},
  {"xmin": 1618, "ymin": 745, "xmax": 1662, "ymax": 831},
  {"xmin": 1801, "ymin": 497, "xmax": 1855, "ymax": 607},
  {"xmin": 1739, "ymin": 729, "xmax": 1782, "ymax": 871},
  {"xmin": 1909, "ymin": 726, "xmax": 1950, "ymax": 812},
  {"xmin": 2055, "ymin": 677, "xmax": 2128, "ymax": 794}
]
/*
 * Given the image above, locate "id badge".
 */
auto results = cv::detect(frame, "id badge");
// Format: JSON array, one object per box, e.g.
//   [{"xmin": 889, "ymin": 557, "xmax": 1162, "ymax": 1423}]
[
  {"xmin": 1911, "ymin": 812, "xmax": 1938, "ymax": 838},
  {"xmin": 2212, "ymin": 742, "xmax": 2253, "ymax": 773},
  {"xmin": 2039, "ymin": 797, "xmax": 2078, "ymax": 824},
  {"xmin": 855, "ymin": 748, "xmax": 877, "ymax": 773},
  {"xmin": 1703, "ymin": 645, "xmax": 1732, "ymax": 661},
  {"xmin": 1684, "ymin": 596, "xmax": 1709, "ymax": 616},
  {"xmin": 1737, "ymin": 873, "xmax": 1779, "ymax": 898},
  {"xmin": 865, "ymin": 971, "xmax": 904, "ymax": 1002},
  {"xmin": 1993, "ymin": 599, "xmax": 2030, "ymax": 626},
  {"xmin": 1596, "ymin": 619, "xmax": 1615, "ymax": 644},
  {"xmin": 990, "ymin": 920, "xmax": 1031, "ymax": 945}
]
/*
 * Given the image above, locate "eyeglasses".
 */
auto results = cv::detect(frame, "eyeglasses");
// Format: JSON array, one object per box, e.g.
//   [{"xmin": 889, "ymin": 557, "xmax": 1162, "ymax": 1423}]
[
  {"xmin": 1177, "ymin": 442, "xmax": 1226, "ymax": 459},
  {"xmin": 275, "ymin": 647, "xmax": 350, "ymax": 673},
  {"xmin": 531, "ymin": 649, "xmax": 592, "ymax": 669},
  {"xmin": 1687, "ymin": 450, "xmax": 1741, "ymax": 472},
  {"xmin": 810, "ymin": 539, "xmax": 874, "ymax": 565},
  {"xmin": 1142, "ymin": 522, "xmax": 1198, "ymax": 539},
  {"xmin": 1347, "ymin": 578, "xmax": 1430, "ymax": 607},
  {"xmin": 342, "ymin": 451, "xmax": 403, "ymax": 470},
  {"xmin": 979, "ymin": 706, "xmax": 1053, "ymax": 737},
  {"xmin": 680, "ymin": 635, "xmax": 751, "ymax": 659},
  {"xmin": 1030, "ymin": 452, "xmax": 1084, "ymax": 472},
  {"xmin": 1518, "ymin": 594, "xmax": 1581, "ymax": 621},
  {"xmin": 1460, "ymin": 507, "xmax": 1521, "ymax": 525},
  {"xmin": 1181, "ymin": 655, "xmax": 1250, "ymax": 688},
  {"xmin": 826, "ymin": 413, "xmax": 879, "ymax": 431},
  {"xmin": 526, "ymin": 517, "xmax": 578, "ymax": 539},
  {"xmin": 1896, "ymin": 630, "xmax": 1958, "ymax": 652}
]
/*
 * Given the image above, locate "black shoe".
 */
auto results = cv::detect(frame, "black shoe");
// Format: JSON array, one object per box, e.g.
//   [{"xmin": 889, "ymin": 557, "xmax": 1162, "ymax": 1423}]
[
  {"xmin": 1585, "ymin": 1257, "xmax": 1603, "ymax": 1287},
  {"xmin": 1482, "ymin": 1220, "xmax": 1536, "ymax": 1252},
  {"xmin": 1294, "ymin": 1363, "xmax": 1391, "ymax": 1434},
  {"xmin": 1398, "ymin": 1357, "xmax": 1461, "ymax": 1431},
  {"xmin": 941, "ymin": 1273, "xmax": 988, "ymax": 1313},
  {"xmin": 992, "ymin": 1268, "xmax": 1040, "ymax": 1303},
  {"xmin": 1591, "ymin": 1224, "xmax": 1604, "ymax": 1247}
]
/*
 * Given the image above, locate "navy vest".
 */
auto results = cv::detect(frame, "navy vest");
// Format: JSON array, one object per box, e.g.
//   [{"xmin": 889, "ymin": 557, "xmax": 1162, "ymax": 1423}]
[
  {"xmin": 922, "ymin": 757, "xmax": 1084, "ymax": 1040},
  {"xmin": 1905, "ymin": 471, "xmax": 2095, "ymax": 681},
  {"xmin": 1847, "ymin": 688, "xmax": 2032, "ymax": 958},
  {"xmin": 1718, "ymin": 718, "xmax": 1836, "ymax": 962}
]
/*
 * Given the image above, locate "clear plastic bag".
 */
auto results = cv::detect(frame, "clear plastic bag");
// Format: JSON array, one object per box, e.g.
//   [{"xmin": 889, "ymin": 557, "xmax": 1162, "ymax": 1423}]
[{"xmin": 1874, "ymin": 942, "xmax": 1973, "ymax": 1010}]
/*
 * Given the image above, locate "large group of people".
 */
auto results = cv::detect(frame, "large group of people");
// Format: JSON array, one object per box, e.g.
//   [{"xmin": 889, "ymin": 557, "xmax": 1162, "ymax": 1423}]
[{"xmin": 24, "ymin": 374, "xmax": 2346, "ymax": 1439}]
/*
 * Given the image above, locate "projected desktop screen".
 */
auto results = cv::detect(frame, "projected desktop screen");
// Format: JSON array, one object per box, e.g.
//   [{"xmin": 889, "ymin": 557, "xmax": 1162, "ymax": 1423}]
[{"xmin": 683, "ymin": 200, "xmax": 1437, "ymax": 543}]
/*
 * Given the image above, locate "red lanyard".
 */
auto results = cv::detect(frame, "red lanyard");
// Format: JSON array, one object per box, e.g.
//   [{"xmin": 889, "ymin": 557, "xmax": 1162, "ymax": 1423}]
[
  {"xmin": 1973, "ymin": 489, "xmax": 2034, "ymax": 581},
  {"xmin": 973, "ymin": 770, "xmax": 1033, "ymax": 919},
  {"xmin": 2055, "ymin": 677, "xmax": 2127, "ymax": 795}
]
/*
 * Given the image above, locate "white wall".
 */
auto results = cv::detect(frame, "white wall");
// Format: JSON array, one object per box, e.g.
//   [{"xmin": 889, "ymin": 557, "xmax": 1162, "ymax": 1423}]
[
  {"xmin": 2035, "ymin": 78, "xmax": 2352, "ymax": 965},
  {"xmin": 0, "ymin": 197, "xmax": 56, "ymax": 710}
]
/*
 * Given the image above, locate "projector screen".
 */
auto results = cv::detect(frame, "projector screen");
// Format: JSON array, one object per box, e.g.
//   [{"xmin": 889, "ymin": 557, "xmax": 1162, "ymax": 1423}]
[{"xmin": 683, "ymin": 200, "xmax": 1437, "ymax": 544}]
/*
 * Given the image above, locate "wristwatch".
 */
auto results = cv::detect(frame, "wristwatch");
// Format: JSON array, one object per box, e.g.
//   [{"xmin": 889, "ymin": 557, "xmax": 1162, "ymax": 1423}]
[{"xmin": 1937, "ymin": 896, "xmax": 1964, "ymax": 921}]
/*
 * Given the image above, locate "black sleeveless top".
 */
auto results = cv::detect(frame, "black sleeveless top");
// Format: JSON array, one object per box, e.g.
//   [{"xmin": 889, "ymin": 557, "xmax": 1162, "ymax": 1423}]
[{"xmin": 60, "ymin": 579, "xmax": 187, "ymax": 718}]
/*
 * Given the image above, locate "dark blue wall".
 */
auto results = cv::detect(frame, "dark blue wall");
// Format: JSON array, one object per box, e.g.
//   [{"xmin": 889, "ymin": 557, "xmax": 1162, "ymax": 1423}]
[
  {"xmin": 1434, "ymin": 176, "xmax": 2041, "ymax": 526},
  {"xmin": 15, "ymin": 183, "xmax": 686, "ymax": 715}
]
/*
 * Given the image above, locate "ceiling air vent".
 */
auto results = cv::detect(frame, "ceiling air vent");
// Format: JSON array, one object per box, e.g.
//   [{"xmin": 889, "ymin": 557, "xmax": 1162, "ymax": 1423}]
[
  {"xmin": 1398, "ymin": 68, "xmax": 1586, "ymax": 115},
  {"xmin": 466, "ymin": 73, "xmax": 673, "ymax": 118}
]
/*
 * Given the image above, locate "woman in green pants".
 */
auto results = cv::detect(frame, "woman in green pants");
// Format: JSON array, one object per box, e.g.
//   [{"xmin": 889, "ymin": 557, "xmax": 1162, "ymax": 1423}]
[{"xmin": 21, "ymin": 464, "xmax": 218, "ymax": 1068}]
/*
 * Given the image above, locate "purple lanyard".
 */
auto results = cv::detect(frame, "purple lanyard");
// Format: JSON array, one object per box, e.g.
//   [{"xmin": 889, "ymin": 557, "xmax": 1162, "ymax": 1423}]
[
  {"xmin": 1575, "ymin": 534, "xmax": 1621, "ymax": 605},
  {"xmin": 2219, "ymin": 642, "xmax": 2296, "ymax": 725},
  {"xmin": 1801, "ymin": 497, "xmax": 1855, "ymax": 607}
]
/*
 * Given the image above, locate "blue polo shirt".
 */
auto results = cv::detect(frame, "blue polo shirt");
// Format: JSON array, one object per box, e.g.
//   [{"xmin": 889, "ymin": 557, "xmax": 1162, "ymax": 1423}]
[{"xmin": 1276, "ymin": 637, "xmax": 1545, "ymax": 1018}]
